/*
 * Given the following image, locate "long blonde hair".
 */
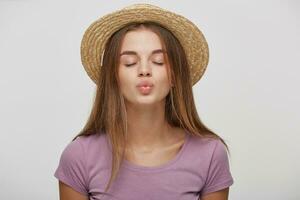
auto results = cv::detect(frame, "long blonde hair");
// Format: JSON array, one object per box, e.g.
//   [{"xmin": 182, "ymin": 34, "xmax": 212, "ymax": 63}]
[{"xmin": 72, "ymin": 21, "xmax": 230, "ymax": 193}]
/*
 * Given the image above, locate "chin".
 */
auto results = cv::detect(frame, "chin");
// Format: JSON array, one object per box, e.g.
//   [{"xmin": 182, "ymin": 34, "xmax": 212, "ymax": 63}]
[{"xmin": 129, "ymin": 96, "xmax": 158, "ymax": 105}]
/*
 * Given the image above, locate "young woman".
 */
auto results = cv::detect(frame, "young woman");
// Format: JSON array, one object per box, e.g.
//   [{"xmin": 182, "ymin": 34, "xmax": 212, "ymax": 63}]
[{"xmin": 54, "ymin": 4, "xmax": 234, "ymax": 200}]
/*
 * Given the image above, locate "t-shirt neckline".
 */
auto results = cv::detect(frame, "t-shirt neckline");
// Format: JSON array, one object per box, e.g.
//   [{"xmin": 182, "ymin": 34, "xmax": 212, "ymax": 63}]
[{"xmin": 121, "ymin": 130, "xmax": 191, "ymax": 172}]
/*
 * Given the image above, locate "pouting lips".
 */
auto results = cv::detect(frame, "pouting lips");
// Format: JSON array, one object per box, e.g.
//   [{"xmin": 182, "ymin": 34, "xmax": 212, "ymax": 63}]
[
  {"xmin": 137, "ymin": 85, "xmax": 153, "ymax": 94},
  {"xmin": 136, "ymin": 80, "xmax": 154, "ymax": 87}
]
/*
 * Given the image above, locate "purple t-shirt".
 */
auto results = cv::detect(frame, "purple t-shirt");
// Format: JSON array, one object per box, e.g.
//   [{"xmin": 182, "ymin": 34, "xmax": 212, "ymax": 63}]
[{"xmin": 54, "ymin": 131, "xmax": 234, "ymax": 199}]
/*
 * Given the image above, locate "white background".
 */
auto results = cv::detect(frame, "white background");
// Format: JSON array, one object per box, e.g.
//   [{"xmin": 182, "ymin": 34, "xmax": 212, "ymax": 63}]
[{"xmin": 0, "ymin": 0, "xmax": 299, "ymax": 199}]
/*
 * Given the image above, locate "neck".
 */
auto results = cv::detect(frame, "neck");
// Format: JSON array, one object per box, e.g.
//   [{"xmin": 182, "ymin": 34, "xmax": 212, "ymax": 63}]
[{"xmin": 125, "ymin": 100, "xmax": 173, "ymax": 150}]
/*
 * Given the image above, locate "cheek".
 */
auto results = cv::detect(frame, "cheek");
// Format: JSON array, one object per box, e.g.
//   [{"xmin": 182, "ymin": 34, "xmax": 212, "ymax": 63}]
[
  {"xmin": 155, "ymin": 68, "xmax": 172, "ymax": 87},
  {"xmin": 118, "ymin": 70, "xmax": 134, "ymax": 94},
  {"xmin": 153, "ymin": 72, "xmax": 172, "ymax": 97},
  {"xmin": 118, "ymin": 67, "xmax": 128, "ymax": 85}
]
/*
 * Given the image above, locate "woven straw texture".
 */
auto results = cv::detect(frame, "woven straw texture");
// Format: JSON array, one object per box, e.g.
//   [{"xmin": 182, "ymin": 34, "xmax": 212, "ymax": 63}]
[{"xmin": 80, "ymin": 3, "xmax": 209, "ymax": 86}]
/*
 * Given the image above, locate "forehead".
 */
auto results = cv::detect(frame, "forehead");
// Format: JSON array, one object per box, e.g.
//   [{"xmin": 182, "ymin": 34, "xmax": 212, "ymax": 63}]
[{"xmin": 120, "ymin": 29, "xmax": 164, "ymax": 56}]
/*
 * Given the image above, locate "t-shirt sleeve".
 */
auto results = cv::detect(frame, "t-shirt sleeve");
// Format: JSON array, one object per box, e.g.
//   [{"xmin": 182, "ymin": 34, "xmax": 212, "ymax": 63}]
[
  {"xmin": 54, "ymin": 137, "xmax": 89, "ymax": 196},
  {"xmin": 200, "ymin": 139, "xmax": 234, "ymax": 197}
]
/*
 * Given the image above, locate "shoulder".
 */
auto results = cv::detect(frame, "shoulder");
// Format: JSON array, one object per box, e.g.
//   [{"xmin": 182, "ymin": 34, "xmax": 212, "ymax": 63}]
[
  {"xmin": 60, "ymin": 133, "xmax": 108, "ymax": 161},
  {"xmin": 74, "ymin": 132, "xmax": 108, "ymax": 150},
  {"xmin": 74, "ymin": 133, "xmax": 112, "ymax": 166},
  {"xmin": 186, "ymin": 134, "xmax": 231, "ymax": 171},
  {"xmin": 188, "ymin": 134, "xmax": 225, "ymax": 155},
  {"xmin": 197, "ymin": 136, "xmax": 234, "ymax": 197}
]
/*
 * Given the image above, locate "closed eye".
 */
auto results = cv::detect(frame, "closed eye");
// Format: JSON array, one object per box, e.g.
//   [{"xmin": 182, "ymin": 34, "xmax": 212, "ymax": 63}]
[
  {"xmin": 124, "ymin": 63, "xmax": 135, "ymax": 67},
  {"xmin": 154, "ymin": 62, "xmax": 164, "ymax": 65},
  {"xmin": 124, "ymin": 62, "xmax": 164, "ymax": 67}
]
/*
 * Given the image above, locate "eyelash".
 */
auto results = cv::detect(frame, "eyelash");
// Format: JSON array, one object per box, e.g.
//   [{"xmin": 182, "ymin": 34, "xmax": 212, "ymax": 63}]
[{"xmin": 125, "ymin": 62, "xmax": 164, "ymax": 67}]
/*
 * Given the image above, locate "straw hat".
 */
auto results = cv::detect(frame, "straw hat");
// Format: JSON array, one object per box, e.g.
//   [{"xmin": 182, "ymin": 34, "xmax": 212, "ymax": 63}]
[{"xmin": 80, "ymin": 3, "xmax": 209, "ymax": 86}]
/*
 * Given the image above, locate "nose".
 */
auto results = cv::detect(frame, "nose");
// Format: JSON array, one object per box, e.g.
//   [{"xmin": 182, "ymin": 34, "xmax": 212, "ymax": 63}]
[{"xmin": 138, "ymin": 60, "xmax": 152, "ymax": 77}]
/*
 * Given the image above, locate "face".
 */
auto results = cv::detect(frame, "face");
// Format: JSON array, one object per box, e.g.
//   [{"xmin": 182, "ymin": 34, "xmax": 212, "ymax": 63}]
[{"xmin": 118, "ymin": 29, "xmax": 172, "ymax": 108}]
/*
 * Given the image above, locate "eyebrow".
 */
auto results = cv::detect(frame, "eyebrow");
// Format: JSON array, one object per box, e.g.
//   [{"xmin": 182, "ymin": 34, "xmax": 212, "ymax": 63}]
[{"xmin": 119, "ymin": 49, "xmax": 166, "ymax": 57}]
